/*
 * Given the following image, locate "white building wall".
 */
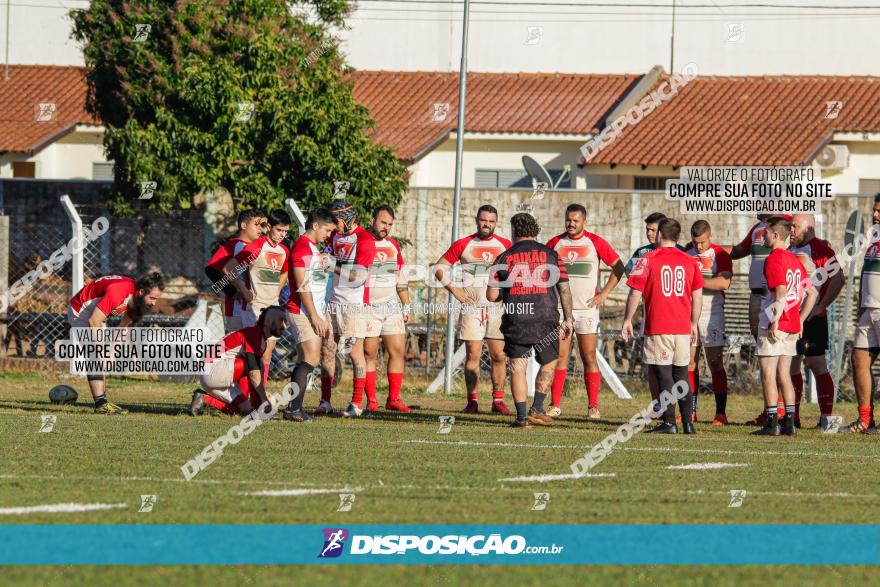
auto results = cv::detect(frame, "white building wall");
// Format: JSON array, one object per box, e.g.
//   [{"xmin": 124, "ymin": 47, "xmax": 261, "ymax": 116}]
[
  {"xmin": 5, "ymin": 1, "xmax": 879, "ymax": 76},
  {"xmin": 0, "ymin": 127, "xmax": 107, "ymax": 179}
]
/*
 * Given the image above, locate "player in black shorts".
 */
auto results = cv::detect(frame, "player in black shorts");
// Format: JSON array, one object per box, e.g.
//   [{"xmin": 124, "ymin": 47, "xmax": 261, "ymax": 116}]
[{"xmin": 487, "ymin": 213, "xmax": 574, "ymax": 428}]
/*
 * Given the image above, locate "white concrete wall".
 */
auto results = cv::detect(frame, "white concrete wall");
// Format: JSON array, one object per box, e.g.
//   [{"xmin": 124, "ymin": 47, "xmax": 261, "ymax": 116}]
[{"xmin": 6, "ymin": 0, "xmax": 880, "ymax": 76}]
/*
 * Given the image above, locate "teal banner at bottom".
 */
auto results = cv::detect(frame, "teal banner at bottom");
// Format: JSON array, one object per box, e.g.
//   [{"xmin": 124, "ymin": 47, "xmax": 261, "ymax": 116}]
[{"xmin": 1, "ymin": 524, "xmax": 878, "ymax": 565}]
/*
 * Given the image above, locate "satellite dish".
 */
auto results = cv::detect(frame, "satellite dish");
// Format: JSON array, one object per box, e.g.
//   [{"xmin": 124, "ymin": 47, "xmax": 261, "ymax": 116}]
[
  {"xmin": 844, "ymin": 209, "xmax": 865, "ymax": 251},
  {"xmin": 522, "ymin": 155, "xmax": 553, "ymax": 189}
]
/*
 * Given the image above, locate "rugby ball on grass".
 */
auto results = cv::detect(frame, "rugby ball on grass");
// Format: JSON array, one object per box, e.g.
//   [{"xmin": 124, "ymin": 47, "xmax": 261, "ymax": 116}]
[{"xmin": 49, "ymin": 385, "xmax": 78, "ymax": 405}]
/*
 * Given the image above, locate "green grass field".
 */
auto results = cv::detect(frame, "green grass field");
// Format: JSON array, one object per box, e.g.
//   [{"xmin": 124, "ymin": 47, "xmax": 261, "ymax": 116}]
[{"xmin": 1, "ymin": 371, "xmax": 878, "ymax": 585}]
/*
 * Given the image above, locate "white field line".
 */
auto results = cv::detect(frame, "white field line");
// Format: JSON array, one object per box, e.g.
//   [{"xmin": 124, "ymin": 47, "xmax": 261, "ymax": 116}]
[
  {"xmin": 498, "ymin": 473, "xmax": 616, "ymax": 482},
  {"xmin": 667, "ymin": 463, "xmax": 749, "ymax": 470},
  {"xmin": 684, "ymin": 489, "xmax": 876, "ymax": 499},
  {"xmin": 240, "ymin": 486, "xmax": 363, "ymax": 497},
  {"xmin": 0, "ymin": 502, "xmax": 127, "ymax": 515},
  {"xmin": 399, "ymin": 439, "xmax": 876, "ymax": 460},
  {"xmin": 0, "ymin": 474, "xmax": 350, "ymax": 487}
]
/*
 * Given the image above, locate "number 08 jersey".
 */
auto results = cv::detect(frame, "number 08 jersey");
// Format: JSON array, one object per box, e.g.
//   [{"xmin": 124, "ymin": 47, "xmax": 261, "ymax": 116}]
[{"xmin": 626, "ymin": 247, "xmax": 704, "ymax": 335}]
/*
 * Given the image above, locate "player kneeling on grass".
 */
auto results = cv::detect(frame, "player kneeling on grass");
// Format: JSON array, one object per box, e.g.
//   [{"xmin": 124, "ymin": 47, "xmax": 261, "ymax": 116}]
[
  {"xmin": 285, "ymin": 208, "xmax": 337, "ymax": 421},
  {"xmin": 685, "ymin": 220, "xmax": 733, "ymax": 426},
  {"xmin": 193, "ymin": 306, "xmax": 288, "ymax": 417},
  {"xmin": 487, "ymin": 213, "xmax": 574, "ymax": 429},
  {"xmin": 753, "ymin": 218, "xmax": 817, "ymax": 437},
  {"xmin": 621, "ymin": 219, "xmax": 703, "ymax": 434},
  {"xmin": 67, "ymin": 272, "xmax": 165, "ymax": 415}
]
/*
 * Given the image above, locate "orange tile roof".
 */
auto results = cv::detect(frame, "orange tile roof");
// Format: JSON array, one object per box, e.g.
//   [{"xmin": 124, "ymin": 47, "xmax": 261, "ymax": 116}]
[
  {"xmin": 586, "ymin": 75, "xmax": 880, "ymax": 167},
  {"xmin": 0, "ymin": 65, "xmax": 100, "ymax": 154},
  {"xmin": 348, "ymin": 70, "xmax": 640, "ymax": 162}
]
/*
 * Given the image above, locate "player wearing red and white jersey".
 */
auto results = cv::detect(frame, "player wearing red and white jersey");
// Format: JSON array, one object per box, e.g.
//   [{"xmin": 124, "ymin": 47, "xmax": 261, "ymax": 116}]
[
  {"xmin": 284, "ymin": 208, "xmax": 337, "ymax": 421},
  {"xmin": 362, "ymin": 206, "xmax": 412, "ymax": 413},
  {"xmin": 204, "ymin": 208, "xmax": 266, "ymax": 332},
  {"xmin": 622, "ymin": 219, "xmax": 703, "ymax": 434},
  {"xmin": 787, "ymin": 214, "xmax": 844, "ymax": 430},
  {"xmin": 67, "ymin": 273, "xmax": 164, "ymax": 414},
  {"xmin": 198, "ymin": 306, "xmax": 288, "ymax": 416},
  {"xmin": 753, "ymin": 218, "xmax": 817, "ymax": 436},
  {"xmin": 685, "ymin": 220, "xmax": 733, "ymax": 426},
  {"xmin": 434, "ymin": 204, "xmax": 512, "ymax": 415},
  {"xmin": 846, "ymin": 194, "xmax": 880, "ymax": 434},
  {"xmin": 728, "ymin": 214, "xmax": 773, "ymax": 340},
  {"xmin": 327, "ymin": 201, "xmax": 374, "ymax": 418},
  {"xmin": 545, "ymin": 203, "xmax": 624, "ymax": 419}
]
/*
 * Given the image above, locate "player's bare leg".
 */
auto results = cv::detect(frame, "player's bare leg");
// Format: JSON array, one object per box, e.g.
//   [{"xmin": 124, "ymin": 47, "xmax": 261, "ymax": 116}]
[
  {"xmin": 379, "ymin": 333, "xmax": 410, "ymax": 412},
  {"xmin": 509, "ymin": 357, "xmax": 532, "ymax": 427},
  {"xmin": 578, "ymin": 333, "xmax": 601, "ymax": 419},
  {"xmin": 290, "ymin": 336, "xmax": 321, "ymax": 418},
  {"xmin": 526, "ymin": 361, "xmax": 556, "ymax": 425},
  {"xmin": 844, "ymin": 348, "xmax": 877, "ymax": 433},
  {"xmin": 461, "ymin": 340, "xmax": 483, "ymax": 413},
  {"xmin": 487, "ymin": 339, "xmax": 510, "ymax": 415},
  {"xmin": 317, "ymin": 335, "xmax": 337, "ymax": 414},
  {"xmin": 548, "ymin": 334, "xmax": 573, "ymax": 416},
  {"xmin": 703, "ymin": 346, "xmax": 728, "ymax": 425},
  {"xmin": 754, "ymin": 355, "xmax": 782, "ymax": 435}
]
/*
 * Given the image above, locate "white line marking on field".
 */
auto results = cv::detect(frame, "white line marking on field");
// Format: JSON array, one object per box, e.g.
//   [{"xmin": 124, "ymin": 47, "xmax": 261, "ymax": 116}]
[
  {"xmin": 240, "ymin": 486, "xmax": 363, "ymax": 497},
  {"xmin": 0, "ymin": 474, "xmax": 342, "ymax": 487},
  {"xmin": 0, "ymin": 502, "xmax": 127, "ymax": 515},
  {"xmin": 499, "ymin": 472, "xmax": 616, "ymax": 483},
  {"xmin": 667, "ymin": 463, "xmax": 750, "ymax": 470},
  {"xmin": 400, "ymin": 439, "xmax": 874, "ymax": 460},
  {"xmin": 685, "ymin": 489, "xmax": 872, "ymax": 499}
]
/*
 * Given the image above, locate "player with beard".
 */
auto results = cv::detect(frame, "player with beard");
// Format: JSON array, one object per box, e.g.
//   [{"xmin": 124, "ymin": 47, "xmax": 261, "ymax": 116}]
[
  {"xmin": 284, "ymin": 208, "xmax": 336, "ymax": 421},
  {"xmin": 789, "ymin": 213, "xmax": 843, "ymax": 429},
  {"xmin": 545, "ymin": 203, "xmax": 624, "ymax": 419},
  {"xmin": 434, "ymin": 205, "xmax": 512, "ymax": 415},
  {"xmin": 362, "ymin": 206, "xmax": 412, "ymax": 412},
  {"xmin": 204, "ymin": 208, "xmax": 267, "ymax": 332},
  {"xmin": 67, "ymin": 272, "xmax": 165, "ymax": 414},
  {"xmin": 198, "ymin": 306, "xmax": 288, "ymax": 417},
  {"xmin": 487, "ymin": 213, "xmax": 573, "ymax": 428}
]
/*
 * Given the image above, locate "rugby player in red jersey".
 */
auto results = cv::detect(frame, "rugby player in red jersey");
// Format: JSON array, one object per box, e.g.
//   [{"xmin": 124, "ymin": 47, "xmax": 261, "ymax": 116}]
[
  {"xmin": 434, "ymin": 204, "xmax": 512, "ymax": 415},
  {"xmin": 67, "ymin": 273, "xmax": 165, "ymax": 414},
  {"xmin": 327, "ymin": 201, "xmax": 375, "ymax": 417},
  {"xmin": 198, "ymin": 306, "xmax": 288, "ymax": 416},
  {"xmin": 362, "ymin": 206, "xmax": 412, "ymax": 412},
  {"xmin": 685, "ymin": 220, "xmax": 733, "ymax": 425},
  {"xmin": 284, "ymin": 208, "xmax": 337, "ymax": 421},
  {"xmin": 753, "ymin": 218, "xmax": 817, "ymax": 436},
  {"xmin": 204, "ymin": 208, "xmax": 267, "ymax": 332},
  {"xmin": 622, "ymin": 219, "xmax": 703, "ymax": 434},
  {"xmin": 545, "ymin": 203, "xmax": 624, "ymax": 419},
  {"xmin": 789, "ymin": 213, "xmax": 844, "ymax": 430}
]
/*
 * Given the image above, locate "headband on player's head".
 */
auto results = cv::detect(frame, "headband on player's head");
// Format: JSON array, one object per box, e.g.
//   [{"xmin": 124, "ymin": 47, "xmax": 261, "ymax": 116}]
[{"xmin": 330, "ymin": 202, "xmax": 357, "ymax": 232}]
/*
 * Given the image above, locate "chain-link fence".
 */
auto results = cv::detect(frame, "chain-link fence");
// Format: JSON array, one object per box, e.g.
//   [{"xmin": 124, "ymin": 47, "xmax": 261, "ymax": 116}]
[{"xmin": 0, "ymin": 183, "xmax": 876, "ymax": 403}]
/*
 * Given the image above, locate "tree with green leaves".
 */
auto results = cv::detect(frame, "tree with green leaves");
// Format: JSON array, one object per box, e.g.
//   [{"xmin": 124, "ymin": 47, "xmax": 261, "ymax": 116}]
[{"xmin": 71, "ymin": 0, "xmax": 408, "ymax": 220}]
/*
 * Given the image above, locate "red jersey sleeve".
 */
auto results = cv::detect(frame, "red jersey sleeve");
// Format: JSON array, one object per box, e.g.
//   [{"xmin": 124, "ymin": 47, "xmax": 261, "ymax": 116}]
[
  {"xmin": 714, "ymin": 245, "xmax": 733, "ymax": 274},
  {"xmin": 441, "ymin": 235, "xmax": 471, "ymax": 264},
  {"xmin": 391, "ymin": 238, "xmax": 404, "ymax": 269},
  {"xmin": 764, "ymin": 253, "xmax": 787, "ymax": 290},
  {"xmin": 354, "ymin": 231, "xmax": 375, "ymax": 268},
  {"xmin": 235, "ymin": 237, "xmax": 264, "ymax": 264},
  {"xmin": 94, "ymin": 280, "xmax": 133, "ymax": 316},
  {"xmin": 736, "ymin": 223, "xmax": 758, "ymax": 252},
  {"xmin": 545, "ymin": 234, "xmax": 562, "ymax": 250},
  {"xmin": 627, "ymin": 256, "xmax": 649, "ymax": 292},
  {"xmin": 496, "ymin": 236, "xmax": 512, "ymax": 248},
  {"xmin": 589, "ymin": 232, "xmax": 620, "ymax": 266},
  {"xmin": 290, "ymin": 237, "xmax": 311, "ymax": 269}
]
